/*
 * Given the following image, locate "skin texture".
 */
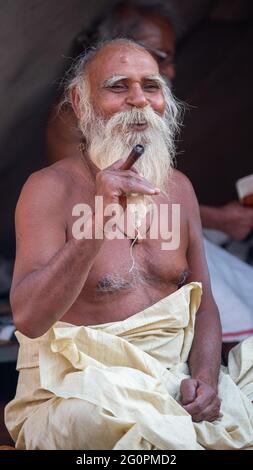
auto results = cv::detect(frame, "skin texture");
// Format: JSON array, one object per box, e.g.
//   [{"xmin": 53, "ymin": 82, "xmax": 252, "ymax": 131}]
[
  {"xmin": 13, "ymin": 44, "xmax": 222, "ymax": 423},
  {"xmin": 82, "ymin": 44, "xmax": 166, "ymax": 118}
]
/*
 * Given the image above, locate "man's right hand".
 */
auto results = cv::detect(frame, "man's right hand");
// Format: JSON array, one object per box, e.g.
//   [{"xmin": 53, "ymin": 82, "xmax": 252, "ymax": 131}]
[{"xmin": 95, "ymin": 158, "xmax": 160, "ymax": 208}]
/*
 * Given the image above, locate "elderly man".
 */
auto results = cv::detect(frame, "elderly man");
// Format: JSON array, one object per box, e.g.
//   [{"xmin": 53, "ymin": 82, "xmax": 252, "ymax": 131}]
[
  {"xmin": 46, "ymin": 1, "xmax": 253, "ymax": 356},
  {"xmin": 5, "ymin": 40, "xmax": 253, "ymax": 450}
]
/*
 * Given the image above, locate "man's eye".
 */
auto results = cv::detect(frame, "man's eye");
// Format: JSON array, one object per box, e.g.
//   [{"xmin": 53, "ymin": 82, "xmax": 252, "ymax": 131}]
[
  {"xmin": 109, "ymin": 84, "xmax": 127, "ymax": 91},
  {"xmin": 144, "ymin": 83, "xmax": 160, "ymax": 91}
]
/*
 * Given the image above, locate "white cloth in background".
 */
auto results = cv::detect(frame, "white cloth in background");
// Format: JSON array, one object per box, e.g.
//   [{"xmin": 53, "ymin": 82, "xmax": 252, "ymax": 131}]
[{"xmin": 204, "ymin": 238, "xmax": 253, "ymax": 342}]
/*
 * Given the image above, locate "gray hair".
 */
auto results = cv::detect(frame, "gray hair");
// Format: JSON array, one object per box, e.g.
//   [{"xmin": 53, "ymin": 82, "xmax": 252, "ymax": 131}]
[
  {"xmin": 60, "ymin": 38, "xmax": 156, "ymax": 112},
  {"xmin": 59, "ymin": 37, "xmax": 184, "ymax": 158}
]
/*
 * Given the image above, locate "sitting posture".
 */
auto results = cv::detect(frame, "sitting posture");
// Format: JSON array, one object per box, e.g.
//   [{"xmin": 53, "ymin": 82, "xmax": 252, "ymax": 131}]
[
  {"xmin": 46, "ymin": 0, "xmax": 253, "ymax": 352},
  {"xmin": 5, "ymin": 40, "xmax": 253, "ymax": 450}
]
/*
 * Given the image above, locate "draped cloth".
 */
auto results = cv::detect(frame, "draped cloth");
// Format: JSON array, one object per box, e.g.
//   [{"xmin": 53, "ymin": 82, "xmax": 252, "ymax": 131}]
[{"xmin": 5, "ymin": 282, "xmax": 253, "ymax": 450}]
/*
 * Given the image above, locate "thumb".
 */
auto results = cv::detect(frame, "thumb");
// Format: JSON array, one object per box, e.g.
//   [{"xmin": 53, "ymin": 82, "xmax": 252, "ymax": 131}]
[
  {"xmin": 105, "ymin": 158, "xmax": 126, "ymax": 171},
  {"xmin": 180, "ymin": 378, "xmax": 198, "ymax": 406}
]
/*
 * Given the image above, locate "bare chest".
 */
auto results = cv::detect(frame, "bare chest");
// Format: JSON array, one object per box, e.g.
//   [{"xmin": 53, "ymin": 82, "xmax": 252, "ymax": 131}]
[
  {"xmin": 63, "ymin": 172, "xmax": 188, "ymax": 291},
  {"xmin": 86, "ymin": 237, "xmax": 189, "ymax": 296}
]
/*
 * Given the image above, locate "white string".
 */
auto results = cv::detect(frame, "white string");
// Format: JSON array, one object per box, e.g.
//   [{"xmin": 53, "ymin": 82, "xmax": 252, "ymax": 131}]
[
  {"xmin": 129, "ymin": 212, "xmax": 142, "ymax": 273},
  {"xmin": 129, "ymin": 229, "xmax": 140, "ymax": 273}
]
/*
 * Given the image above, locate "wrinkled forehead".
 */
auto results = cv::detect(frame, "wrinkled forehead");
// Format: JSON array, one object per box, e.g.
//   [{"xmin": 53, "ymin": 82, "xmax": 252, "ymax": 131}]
[{"xmin": 87, "ymin": 44, "xmax": 160, "ymax": 87}]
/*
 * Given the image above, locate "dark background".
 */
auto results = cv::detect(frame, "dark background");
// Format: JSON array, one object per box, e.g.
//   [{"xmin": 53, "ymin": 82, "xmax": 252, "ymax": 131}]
[{"xmin": 0, "ymin": 0, "xmax": 252, "ymax": 259}]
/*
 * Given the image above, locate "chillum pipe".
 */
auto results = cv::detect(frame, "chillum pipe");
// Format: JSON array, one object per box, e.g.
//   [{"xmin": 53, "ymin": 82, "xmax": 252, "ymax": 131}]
[{"xmin": 120, "ymin": 144, "xmax": 145, "ymax": 170}]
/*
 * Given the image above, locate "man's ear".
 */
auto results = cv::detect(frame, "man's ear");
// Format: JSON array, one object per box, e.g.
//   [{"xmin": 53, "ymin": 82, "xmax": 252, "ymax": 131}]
[{"xmin": 71, "ymin": 87, "xmax": 81, "ymax": 119}]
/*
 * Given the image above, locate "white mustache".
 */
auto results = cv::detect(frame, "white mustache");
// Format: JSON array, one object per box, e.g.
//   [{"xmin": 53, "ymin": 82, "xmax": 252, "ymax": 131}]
[{"xmin": 103, "ymin": 106, "xmax": 168, "ymax": 136}]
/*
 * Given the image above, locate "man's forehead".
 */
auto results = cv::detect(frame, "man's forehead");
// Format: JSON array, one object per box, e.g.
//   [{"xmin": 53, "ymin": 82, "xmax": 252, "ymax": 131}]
[{"xmin": 88, "ymin": 44, "xmax": 159, "ymax": 82}]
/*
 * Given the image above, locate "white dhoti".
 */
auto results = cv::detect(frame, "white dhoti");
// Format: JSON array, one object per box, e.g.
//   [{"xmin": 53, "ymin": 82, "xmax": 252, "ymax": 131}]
[
  {"xmin": 5, "ymin": 282, "xmax": 253, "ymax": 450},
  {"xmin": 204, "ymin": 238, "xmax": 253, "ymax": 342}
]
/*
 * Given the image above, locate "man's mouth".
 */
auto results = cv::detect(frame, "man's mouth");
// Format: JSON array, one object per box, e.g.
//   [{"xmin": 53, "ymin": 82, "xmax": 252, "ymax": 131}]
[{"xmin": 129, "ymin": 122, "xmax": 148, "ymax": 131}]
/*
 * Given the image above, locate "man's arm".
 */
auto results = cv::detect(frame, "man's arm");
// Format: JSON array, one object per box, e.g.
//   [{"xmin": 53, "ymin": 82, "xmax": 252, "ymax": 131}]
[
  {"xmin": 11, "ymin": 159, "xmax": 158, "ymax": 339},
  {"xmin": 178, "ymin": 172, "xmax": 222, "ymax": 422},
  {"xmin": 200, "ymin": 202, "xmax": 253, "ymax": 240},
  {"xmin": 10, "ymin": 170, "xmax": 103, "ymax": 338}
]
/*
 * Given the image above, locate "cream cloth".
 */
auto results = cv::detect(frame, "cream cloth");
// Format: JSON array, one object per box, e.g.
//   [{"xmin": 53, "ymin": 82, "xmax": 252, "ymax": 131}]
[{"xmin": 5, "ymin": 282, "xmax": 253, "ymax": 450}]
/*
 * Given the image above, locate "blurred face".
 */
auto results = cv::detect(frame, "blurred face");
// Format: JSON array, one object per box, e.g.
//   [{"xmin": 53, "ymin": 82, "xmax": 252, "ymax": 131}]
[{"xmin": 132, "ymin": 15, "xmax": 176, "ymax": 84}]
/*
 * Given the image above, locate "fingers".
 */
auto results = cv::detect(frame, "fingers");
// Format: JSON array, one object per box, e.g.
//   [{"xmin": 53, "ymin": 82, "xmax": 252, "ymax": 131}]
[
  {"xmin": 96, "ymin": 145, "xmax": 160, "ymax": 202},
  {"xmin": 104, "ymin": 145, "xmax": 145, "ymax": 172},
  {"xmin": 121, "ymin": 177, "xmax": 159, "ymax": 195},
  {"xmin": 182, "ymin": 382, "xmax": 221, "ymax": 423},
  {"xmin": 129, "ymin": 167, "xmax": 139, "ymax": 175},
  {"xmin": 183, "ymin": 396, "xmax": 221, "ymax": 423},
  {"xmin": 105, "ymin": 158, "xmax": 126, "ymax": 171},
  {"xmin": 226, "ymin": 201, "xmax": 253, "ymax": 216},
  {"xmin": 99, "ymin": 170, "xmax": 160, "ymax": 194},
  {"xmin": 96, "ymin": 171, "xmax": 159, "ymax": 198},
  {"xmin": 180, "ymin": 378, "xmax": 198, "ymax": 406},
  {"xmin": 242, "ymin": 194, "xmax": 253, "ymax": 208}
]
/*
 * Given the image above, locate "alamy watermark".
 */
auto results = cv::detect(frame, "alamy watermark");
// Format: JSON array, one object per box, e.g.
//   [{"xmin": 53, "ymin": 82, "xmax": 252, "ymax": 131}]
[{"xmin": 72, "ymin": 196, "xmax": 181, "ymax": 251}]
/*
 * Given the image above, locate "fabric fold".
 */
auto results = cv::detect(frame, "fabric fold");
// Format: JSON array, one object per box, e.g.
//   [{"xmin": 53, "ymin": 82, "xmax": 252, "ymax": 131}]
[{"xmin": 5, "ymin": 282, "xmax": 253, "ymax": 450}]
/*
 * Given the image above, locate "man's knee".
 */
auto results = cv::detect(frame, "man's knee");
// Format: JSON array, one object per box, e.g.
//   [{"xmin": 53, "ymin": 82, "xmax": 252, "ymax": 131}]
[{"xmin": 20, "ymin": 397, "xmax": 126, "ymax": 450}]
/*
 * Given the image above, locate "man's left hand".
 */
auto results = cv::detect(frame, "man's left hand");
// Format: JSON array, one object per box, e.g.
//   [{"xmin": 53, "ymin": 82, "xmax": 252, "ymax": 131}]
[{"xmin": 180, "ymin": 378, "xmax": 221, "ymax": 423}]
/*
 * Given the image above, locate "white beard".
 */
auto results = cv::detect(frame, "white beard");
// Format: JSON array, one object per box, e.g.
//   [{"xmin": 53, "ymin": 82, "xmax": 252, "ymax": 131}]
[{"xmin": 81, "ymin": 105, "xmax": 175, "ymax": 197}]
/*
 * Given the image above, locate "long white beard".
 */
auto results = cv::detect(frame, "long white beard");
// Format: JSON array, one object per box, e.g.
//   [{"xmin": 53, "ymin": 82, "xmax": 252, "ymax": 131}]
[{"xmin": 81, "ymin": 106, "xmax": 175, "ymax": 197}]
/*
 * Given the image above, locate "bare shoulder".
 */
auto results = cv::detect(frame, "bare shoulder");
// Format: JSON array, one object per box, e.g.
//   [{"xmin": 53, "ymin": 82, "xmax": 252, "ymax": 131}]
[
  {"xmin": 16, "ymin": 159, "xmax": 77, "ymax": 216},
  {"xmin": 168, "ymin": 169, "xmax": 198, "ymax": 208},
  {"xmin": 171, "ymin": 169, "xmax": 195, "ymax": 196},
  {"xmin": 171, "ymin": 171, "xmax": 203, "ymax": 247}
]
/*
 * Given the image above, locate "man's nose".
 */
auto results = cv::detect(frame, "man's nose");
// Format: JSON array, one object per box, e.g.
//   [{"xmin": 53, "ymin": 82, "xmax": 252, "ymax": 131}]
[{"xmin": 126, "ymin": 84, "xmax": 148, "ymax": 108}]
